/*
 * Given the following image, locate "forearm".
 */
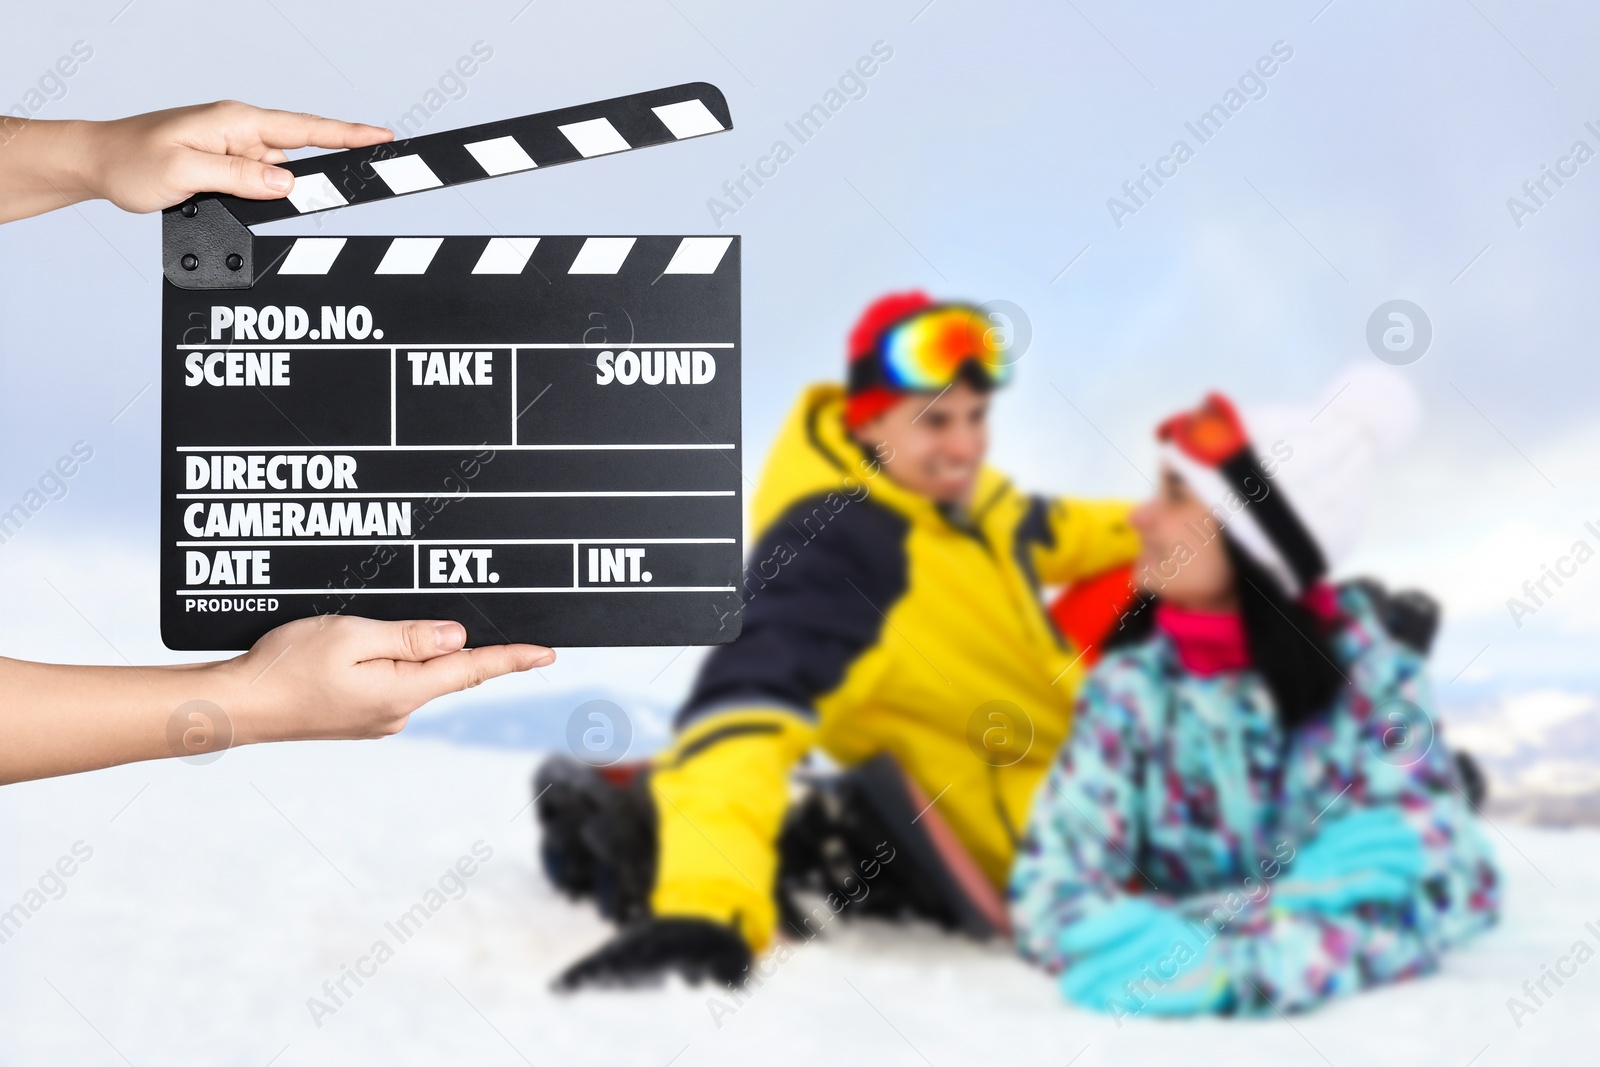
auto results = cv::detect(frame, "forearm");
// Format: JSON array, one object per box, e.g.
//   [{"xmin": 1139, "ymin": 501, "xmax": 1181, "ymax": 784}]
[
  {"xmin": 1009, "ymin": 803, "xmax": 1119, "ymax": 969},
  {"xmin": 1009, "ymin": 781, "xmax": 1142, "ymax": 969},
  {"xmin": 0, "ymin": 654, "xmax": 256, "ymax": 784},
  {"xmin": 1010, "ymin": 863, "xmax": 1121, "ymax": 972},
  {"xmin": 1037, "ymin": 496, "xmax": 1140, "ymax": 584},
  {"xmin": 0, "ymin": 616, "xmax": 553, "ymax": 786},
  {"xmin": 1010, "ymin": 684, "xmax": 1146, "ymax": 969},
  {"xmin": 1214, "ymin": 903, "xmax": 1437, "ymax": 1015},
  {"xmin": 0, "ymin": 119, "xmax": 101, "ymax": 224}
]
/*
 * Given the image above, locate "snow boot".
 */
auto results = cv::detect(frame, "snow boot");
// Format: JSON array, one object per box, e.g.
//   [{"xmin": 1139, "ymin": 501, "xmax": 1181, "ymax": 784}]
[
  {"xmin": 778, "ymin": 753, "xmax": 1009, "ymax": 940},
  {"xmin": 532, "ymin": 756, "xmax": 657, "ymax": 925}
]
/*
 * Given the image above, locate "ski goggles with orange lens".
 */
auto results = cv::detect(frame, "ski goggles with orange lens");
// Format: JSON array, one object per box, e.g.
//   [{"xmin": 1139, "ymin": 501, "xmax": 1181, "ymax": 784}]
[
  {"xmin": 848, "ymin": 305, "xmax": 1016, "ymax": 393},
  {"xmin": 1156, "ymin": 392, "xmax": 1250, "ymax": 466}
]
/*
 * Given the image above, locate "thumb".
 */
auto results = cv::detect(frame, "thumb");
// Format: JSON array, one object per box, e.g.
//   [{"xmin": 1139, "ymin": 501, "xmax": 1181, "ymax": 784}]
[
  {"xmin": 175, "ymin": 146, "xmax": 295, "ymax": 200},
  {"xmin": 403, "ymin": 644, "xmax": 557, "ymax": 705},
  {"xmin": 352, "ymin": 618, "xmax": 471, "ymax": 664}
]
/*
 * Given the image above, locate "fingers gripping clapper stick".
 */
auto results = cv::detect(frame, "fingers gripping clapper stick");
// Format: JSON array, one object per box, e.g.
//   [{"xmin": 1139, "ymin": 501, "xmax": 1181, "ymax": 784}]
[
  {"xmin": 159, "ymin": 85, "xmax": 741, "ymax": 652},
  {"xmin": 162, "ymin": 83, "xmax": 734, "ymax": 287}
]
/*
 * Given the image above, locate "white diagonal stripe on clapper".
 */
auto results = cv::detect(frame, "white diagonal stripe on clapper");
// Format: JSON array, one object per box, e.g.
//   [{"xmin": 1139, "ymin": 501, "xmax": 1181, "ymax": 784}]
[
  {"xmin": 285, "ymin": 172, "xmax": 347, "ymax": 213},
  {"xmin": 557, "ymin": 117, "xmax": 631, "ymax": 157},
  {"xmin": 651, "ymin": 100, "xmax": 724, "ymax": 139},
  {"xmin": 370, "ymin": 155, "xmax": 444, "ymax": 195},
  {"xmin": 465, "ymin": 136, "xmax": 538, "ymax": 176},
  {"xmin": 473, "ymin": 237, "xmax": 540, "ymax": 274},
  {"xmin": 663, "ymin": 237, "xmax": 733, "ymax": 274},
  {"xmin": 278, "ymin": 237, "xmax": 347, "ymax": 274},
  {"xmin": 375, "ymin": 237, "xmax": 445, "ymax": 274},
  {"xmin": 568, "ymin": 237, "xmax": 636, "ymax": 274}
]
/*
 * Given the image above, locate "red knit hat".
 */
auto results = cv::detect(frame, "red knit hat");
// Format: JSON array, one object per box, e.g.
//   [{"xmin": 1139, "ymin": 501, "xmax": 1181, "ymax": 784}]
[{"xmin": 843, "ymin": 290, "xmax": 936, "ymax": 430}]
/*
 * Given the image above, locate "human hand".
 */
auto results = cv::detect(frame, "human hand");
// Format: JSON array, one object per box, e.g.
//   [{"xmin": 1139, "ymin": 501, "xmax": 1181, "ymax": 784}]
[
  {"xmin": 1057, "ymin": 898, "xmax": 1229, "ymax": 1015},
  {"xmin": 1274, "ymin": 807, "xmax": 1425, "ymax": 915},
  {"xmin": 219, "ymin": 615, "xmax": 553, "ymax": 744},
  {"xmin": 82, "ymin": 100, "xmax": 391, "ymax": 213},
  {"xmin": 0, "ymin": 102, "xmax": 392, "ymax": 225}
]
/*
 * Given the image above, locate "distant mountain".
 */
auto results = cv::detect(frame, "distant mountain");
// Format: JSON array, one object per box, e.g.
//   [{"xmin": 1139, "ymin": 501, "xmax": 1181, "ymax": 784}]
[
  {"xmin": 401, "ymin": 683, "xmax": 1600, "ymax": 826},
  {"xmin": 402, "ymin": 688, "xmax": 674, "ymax": 759},
  {"xmin": 1438, "ymin": 684, "xmax": 1600, "ymax": 825}
]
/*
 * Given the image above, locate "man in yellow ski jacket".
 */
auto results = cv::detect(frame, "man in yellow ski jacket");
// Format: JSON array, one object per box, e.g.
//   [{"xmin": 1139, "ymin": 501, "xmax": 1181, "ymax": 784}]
[{"xmin": 554, "ymin": 292, "xmax": 1139, "ymax": 988}]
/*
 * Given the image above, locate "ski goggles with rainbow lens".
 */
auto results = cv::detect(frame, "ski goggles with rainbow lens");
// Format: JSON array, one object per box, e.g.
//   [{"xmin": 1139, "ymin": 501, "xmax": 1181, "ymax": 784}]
[{"xmin": 848, "ymin": 305, "xmax": 1017, "ymax": 393}]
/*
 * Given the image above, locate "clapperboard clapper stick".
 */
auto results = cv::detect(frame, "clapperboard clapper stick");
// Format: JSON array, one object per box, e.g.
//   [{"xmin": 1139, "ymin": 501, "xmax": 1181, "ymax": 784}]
[{"xmin": 160, "ymin": 83, "xmax": 742, "ymax": 651}]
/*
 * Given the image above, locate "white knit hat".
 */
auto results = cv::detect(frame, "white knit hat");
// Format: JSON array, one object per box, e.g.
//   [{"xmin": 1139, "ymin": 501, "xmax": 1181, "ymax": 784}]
[{"xmin": 1158, "ymin": 365, "xmax": 1422, "ymax": 597}]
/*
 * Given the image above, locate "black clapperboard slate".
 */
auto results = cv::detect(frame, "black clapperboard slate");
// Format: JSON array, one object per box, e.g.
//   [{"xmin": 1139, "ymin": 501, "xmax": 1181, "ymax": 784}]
[{"xmin": 160, "ymin": 84, "xmax": 742, "ymax": 651}]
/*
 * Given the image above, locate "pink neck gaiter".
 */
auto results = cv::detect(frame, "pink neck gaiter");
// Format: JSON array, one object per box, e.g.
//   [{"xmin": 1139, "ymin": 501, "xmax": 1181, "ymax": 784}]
[{"xmin": 1155, "ymin": 602, "xmax": 1251, "ymax": 676}]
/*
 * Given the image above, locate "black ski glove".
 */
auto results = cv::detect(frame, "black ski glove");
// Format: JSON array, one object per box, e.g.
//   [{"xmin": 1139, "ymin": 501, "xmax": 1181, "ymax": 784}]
[{"xmin": 553, "ymin": 918, "xmax": 752, "ymax": 992}]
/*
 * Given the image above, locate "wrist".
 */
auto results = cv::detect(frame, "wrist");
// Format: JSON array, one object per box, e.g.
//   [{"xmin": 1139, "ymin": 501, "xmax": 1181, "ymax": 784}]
[
  {"xmin": 152, "ymin": 656, "xmax": 264, "ymax": 755},
  {"xmin": 54, "ymin": 119, "xmax": 106, "ymax": 205},
  {"xmin": 196, "ymin": 655, "xmax": 271, "ymax": 749}
]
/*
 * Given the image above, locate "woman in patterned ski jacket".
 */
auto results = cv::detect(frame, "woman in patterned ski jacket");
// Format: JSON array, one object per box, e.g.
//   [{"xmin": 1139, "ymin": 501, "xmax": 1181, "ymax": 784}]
[{"xmin": 1009, "ymin": 370, "xmax": 1500, "ymax": 1018}]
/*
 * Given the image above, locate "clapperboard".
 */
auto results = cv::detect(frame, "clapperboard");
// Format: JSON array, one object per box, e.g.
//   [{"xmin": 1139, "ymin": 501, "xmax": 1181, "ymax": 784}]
[{"xmin": 160, "ymin": 83, "xmax": 742, "ymax": 651}]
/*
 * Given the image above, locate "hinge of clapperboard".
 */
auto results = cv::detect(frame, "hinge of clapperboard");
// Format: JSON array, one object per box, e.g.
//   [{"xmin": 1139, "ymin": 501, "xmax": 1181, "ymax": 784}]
[{"xmin": 160, "ymin": 82, "xmax": 731, "ymax": 289}]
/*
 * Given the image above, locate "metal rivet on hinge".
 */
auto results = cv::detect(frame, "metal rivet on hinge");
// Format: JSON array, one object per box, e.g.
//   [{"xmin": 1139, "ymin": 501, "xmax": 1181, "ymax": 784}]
[
  {"xmin": 180, "ymin": 202, "xmax": 198, "ymax": 218},
  {"xmin": 225, "ymin": 253, "xmax": 244, "ymax": 271},
  {"xmin": 181, "ymin": 254, "xmax": 199, "ymax": 271}
]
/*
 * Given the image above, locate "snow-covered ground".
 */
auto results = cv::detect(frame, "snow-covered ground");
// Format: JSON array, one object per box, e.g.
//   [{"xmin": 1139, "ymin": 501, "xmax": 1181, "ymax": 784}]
[{"xmin": 1, "ymin": 735, "xmax": 1596, "ymax": 1067}]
